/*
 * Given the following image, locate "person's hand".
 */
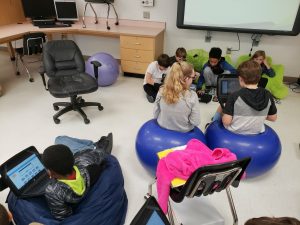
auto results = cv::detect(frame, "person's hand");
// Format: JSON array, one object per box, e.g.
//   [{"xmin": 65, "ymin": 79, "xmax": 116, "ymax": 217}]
[
  {"xmin": 197, "ymin": 90, "xmax": 205, "ymax": 95},
  {"xmin": 263, "ymin": 59, "xmax": 270, "ymax": 68}
]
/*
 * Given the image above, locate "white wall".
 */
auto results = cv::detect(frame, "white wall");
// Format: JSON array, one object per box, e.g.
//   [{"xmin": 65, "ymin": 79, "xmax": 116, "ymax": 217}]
[{"xmin": 74, "ymin": 0, "xmax": 300, "ymax": 77}]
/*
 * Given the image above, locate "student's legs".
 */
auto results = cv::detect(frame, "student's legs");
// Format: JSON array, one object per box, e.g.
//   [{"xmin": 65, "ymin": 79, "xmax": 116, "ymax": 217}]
[
  {"xmin": 143, "ymin": 83, "xmax": 161, "ymax": 99},
  {"xmin": 55, "ymin": 136, "xmax": 95, "ymax": 154},
  {"xmin": 212, "ymin": 105, "xmax": 222, "ymax": 122},
  {"xmin": 258, "ymin": 77, "xmax": 268, "ymax": 88}
]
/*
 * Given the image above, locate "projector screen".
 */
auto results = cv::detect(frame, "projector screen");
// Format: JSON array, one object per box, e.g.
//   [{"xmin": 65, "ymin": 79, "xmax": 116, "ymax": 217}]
[{"xmin": 177, "ymin": 0, "xmax": 300, "ymax": 35}]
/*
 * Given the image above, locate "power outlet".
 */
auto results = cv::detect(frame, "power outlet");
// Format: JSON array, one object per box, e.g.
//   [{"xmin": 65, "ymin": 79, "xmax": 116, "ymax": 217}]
[
  {"xmin": 143, "ymin": 11, "xmax": 150, "ymax": 19},
  {"xmin": 142, "ymin": 0, "xmax": 154, "ymax": 7},
  {"xmin": 226, "ymin": 47, "xmax": 232, "ymax": 54}
]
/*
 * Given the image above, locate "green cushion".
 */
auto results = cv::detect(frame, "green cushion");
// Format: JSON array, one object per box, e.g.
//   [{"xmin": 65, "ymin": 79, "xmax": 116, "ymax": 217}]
[
  {"xmin": 186, "ymin": 49, "xmax": 208, "ymax": 72},
  {"xmin": 236, "ymin": 55, "xmax": 288, "ymax": 99}
]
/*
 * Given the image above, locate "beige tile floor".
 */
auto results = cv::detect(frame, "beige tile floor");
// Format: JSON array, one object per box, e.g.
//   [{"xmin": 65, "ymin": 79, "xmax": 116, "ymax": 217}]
[{"xmin": 0, "ymin": 50, "xmax": 300, "ymax": 224}]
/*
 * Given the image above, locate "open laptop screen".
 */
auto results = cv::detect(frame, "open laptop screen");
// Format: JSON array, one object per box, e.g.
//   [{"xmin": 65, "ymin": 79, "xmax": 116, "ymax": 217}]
[
  {"xmin": 7, "ymin": 154, "xmax": 45, "ymax": 190},
  {"xmin": 220, "ymin": 79, "xmax": 240, "ymax": 95}
]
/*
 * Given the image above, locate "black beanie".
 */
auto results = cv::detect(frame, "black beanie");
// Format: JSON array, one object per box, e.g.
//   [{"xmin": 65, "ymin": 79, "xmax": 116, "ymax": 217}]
[
  {"xmin": 42, "ymin": 144, "xmax": 74, "ymax": 175},
  {"xmin": 209, "ymin": 47, "xmax": 222, "ymax": 59}
]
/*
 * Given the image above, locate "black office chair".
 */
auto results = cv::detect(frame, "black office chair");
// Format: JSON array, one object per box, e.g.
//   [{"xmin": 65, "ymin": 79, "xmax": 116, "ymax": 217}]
[
  {"xmin": 83, "ymin": 0, "xmax": 119, "ymax": 30},
  {"xmin": 148, "ymin": 157, "xmax": 251, "ymax": 225},
  {"xmin": 40, "ymin": 40, "xmax": 103, "ymax": 124},
  {"xmin": 15, "ymin": 32, "xmax": 46, "ymax": 82}
]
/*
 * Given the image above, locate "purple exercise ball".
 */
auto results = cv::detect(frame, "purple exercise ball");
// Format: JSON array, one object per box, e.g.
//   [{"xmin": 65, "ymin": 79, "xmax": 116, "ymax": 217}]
[{"xmin": 86, "ymin": 52, "xmax": 119, "ymax": 87}]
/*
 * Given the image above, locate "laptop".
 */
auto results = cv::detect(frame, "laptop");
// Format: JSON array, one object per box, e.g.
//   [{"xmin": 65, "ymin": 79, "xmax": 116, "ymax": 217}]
[
  {"xmin": 130, "ymin": 195, "xmax": 170, "ymax": 225},
  {"xmin": 217, "ymin": 74, "xmax": 241, "ymax": 107},
  {"xmin": 0, "ymin": 146, "xmax": 50, "ymax": 199}
]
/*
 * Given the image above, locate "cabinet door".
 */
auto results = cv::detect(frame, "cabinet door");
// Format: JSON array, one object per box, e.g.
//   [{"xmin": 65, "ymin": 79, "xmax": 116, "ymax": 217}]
[
  {"xmin": 120, "ymin": 36, "xmax": 154, "ymax": 51},
  {"xmin": 120, "ymin": 48, "xmax": 154, "ymax": 63},
  {"xmin": 121, "ymin": 60, "xmax": 149, "ymax": 75},
  {"xmin": 0, "ymin": 0, "xmax": 25, "ymax": 26}
]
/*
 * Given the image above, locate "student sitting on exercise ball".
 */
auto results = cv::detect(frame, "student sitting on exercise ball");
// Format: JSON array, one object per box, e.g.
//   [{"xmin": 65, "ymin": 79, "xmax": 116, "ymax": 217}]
[
  {"xmin": 154, "ymin": 61, "xmax": 200, "ymax": 132},
  {"xmin": 211, "ymin": 60, "xmax": 277, "ymax": 134}
]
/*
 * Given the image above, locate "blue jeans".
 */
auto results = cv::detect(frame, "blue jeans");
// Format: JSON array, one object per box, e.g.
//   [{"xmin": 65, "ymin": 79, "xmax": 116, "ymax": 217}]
[
  {"xmin": 212, "ymin": 111, "xmax": 222, "ymax": 122},
  {"xmin": 55, "ymin": 136, "xmax": 96, "ymax": 154}
]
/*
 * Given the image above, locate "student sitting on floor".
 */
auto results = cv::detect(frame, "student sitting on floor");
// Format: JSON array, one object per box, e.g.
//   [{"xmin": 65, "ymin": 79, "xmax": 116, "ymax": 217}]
[
  {"xmin": 197, "ymin": 47, "xmax": 236, "ymax": 90},
  {"xmin": 251, "ymin": 50, "xmax": 275, "ymax": 88},
  {"xmin": 168, "ymin": 47, "xmax": 187, "ymax": 66},
  {"xmin": 143, "ymin": 54, "xmax": 170, "ymax": 103},
  {"xmin": 245, "ymin": 217, "xmax": 300, "ymax": 225}
]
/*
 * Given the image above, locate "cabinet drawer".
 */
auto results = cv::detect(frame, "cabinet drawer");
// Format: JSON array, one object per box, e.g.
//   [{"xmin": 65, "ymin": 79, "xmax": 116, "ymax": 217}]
[
  {"xmin": 120, "ymin": 48, "xmax": 154, "ymax": 62},
  {"xmin": 121, "ymin": 60, "xmax": 149, "ymax": 74},
  {"xmin": 120, "ymin": 36, "xmax": 154, "ymax": 50}
]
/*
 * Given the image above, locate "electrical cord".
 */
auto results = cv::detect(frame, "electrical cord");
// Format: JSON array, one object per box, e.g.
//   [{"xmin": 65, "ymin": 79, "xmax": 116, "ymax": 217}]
[
  {"xmin": 231, "ymin": 33, "xmax": 240, "ymax": 52},
  {"xmin": 249, "ymin": 34, "xmax": 262, "ymax": 56}
]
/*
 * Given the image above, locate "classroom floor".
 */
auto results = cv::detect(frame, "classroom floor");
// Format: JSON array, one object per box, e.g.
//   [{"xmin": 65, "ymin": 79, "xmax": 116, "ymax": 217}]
[{"xmin": 0, "ymin": 50, "xmax": 299, "ymax": 224}]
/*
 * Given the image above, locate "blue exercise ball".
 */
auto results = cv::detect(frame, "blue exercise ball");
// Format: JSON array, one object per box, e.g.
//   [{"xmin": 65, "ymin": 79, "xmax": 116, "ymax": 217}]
[
  {"xmin": 135, "ymin": 119, "xmax": 206, "ymax": 176},
  {"xmin": 205, "ymin": 121, "xmax": 281, "ymax": 178},
  {"xmin": 86, "ymin": 52, "xmax": 119, "ymax": 87}
]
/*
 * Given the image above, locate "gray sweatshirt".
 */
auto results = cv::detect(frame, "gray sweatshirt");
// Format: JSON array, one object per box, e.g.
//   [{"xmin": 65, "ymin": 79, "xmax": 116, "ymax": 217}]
[{"xmin": 153, "ymin": 90, "xmax": 200, "ymax": 132}]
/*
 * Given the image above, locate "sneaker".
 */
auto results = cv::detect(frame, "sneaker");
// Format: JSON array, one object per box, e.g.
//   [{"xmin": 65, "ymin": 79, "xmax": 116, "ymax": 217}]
[
  {"xmin": 95, "ymin": 132, "xmax": 113, "ymax": 154},
  {"xmin": 212, "ymin": 95, "xmax": 218, "ymax": 102},
  {"xmin": 146, "ymin": 95, "xmax": 155, "ymax": 103}
]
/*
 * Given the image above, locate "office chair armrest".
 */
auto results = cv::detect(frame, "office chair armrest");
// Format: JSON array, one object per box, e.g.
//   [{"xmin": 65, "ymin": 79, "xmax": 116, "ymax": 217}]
[{"xmin": 90, "ymin": 60, "xmax": 102, "ymax": 80}]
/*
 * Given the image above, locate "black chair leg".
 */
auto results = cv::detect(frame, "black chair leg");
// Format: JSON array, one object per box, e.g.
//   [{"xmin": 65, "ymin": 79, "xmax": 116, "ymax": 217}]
[
  {"xmin": 76, "ymin": 107, "xmax": 90, "ymax": 124},
  {"xmin": 53, "ymin": 105, "xmax": 73, "ymax": 124},
  {"xmin": 81, "ymin": 102, "xmax": 104, "ymax": 111}
]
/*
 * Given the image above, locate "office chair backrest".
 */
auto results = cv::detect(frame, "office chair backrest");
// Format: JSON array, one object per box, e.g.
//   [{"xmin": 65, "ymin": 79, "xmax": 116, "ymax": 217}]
[
  {"xmin": 170, "ymin": 157, "xmax": 251, "ymax": 203},
  {"xmin": 43, "ymin": 40, "xmax": 85, "ymax": 77},
  {"xmin": 23, "ymin": 32, "xmax": 46, "ymax": 55}
]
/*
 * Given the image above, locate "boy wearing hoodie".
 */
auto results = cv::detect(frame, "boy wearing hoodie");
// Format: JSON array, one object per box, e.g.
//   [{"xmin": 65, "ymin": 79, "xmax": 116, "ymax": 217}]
[{"xmin": 213, "ymin": 60, "xmax": 277, "ymax": 135}]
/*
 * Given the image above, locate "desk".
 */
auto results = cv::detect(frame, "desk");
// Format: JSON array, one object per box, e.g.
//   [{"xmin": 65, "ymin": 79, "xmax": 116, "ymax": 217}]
[{"xmin": 0, "ymin": 17, "xmax": 165, "ymax": 76}]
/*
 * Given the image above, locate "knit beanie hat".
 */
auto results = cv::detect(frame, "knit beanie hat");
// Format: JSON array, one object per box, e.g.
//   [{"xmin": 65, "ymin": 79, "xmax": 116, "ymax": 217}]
[
  {"xmin": 42, "ymin": 144, "xmax": 74, "ymax": 175},
  {"xmin": 209, "ymin": 47, "xmax": 222, "ymax": 59}
]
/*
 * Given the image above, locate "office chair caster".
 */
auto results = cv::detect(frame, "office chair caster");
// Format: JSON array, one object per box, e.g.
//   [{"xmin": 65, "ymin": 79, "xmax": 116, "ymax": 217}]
[
  {"xmin": 29, "ymin": 78, "xmax": 34, "ymax": 82},
  {"xmin": 53, "ymin": 105, "xmax": 59, "ymax": 111},
  {"xmin": 115, "ymin": 22, "xmax": 119, "ymax": 25},
  {"xmin": 54, "ymin": 118, "xmax": 60, "ymax": 124},
  {"xmin": 16, "ymin": 72, "xmax": 20, "ymax": 75},
  {"xmin": 98, "ymin": 105, "xmax": 104, "ymax": 110},
  {"xmin": 84, "ymin": 118, "xmax": 90, "ymax": 124}
]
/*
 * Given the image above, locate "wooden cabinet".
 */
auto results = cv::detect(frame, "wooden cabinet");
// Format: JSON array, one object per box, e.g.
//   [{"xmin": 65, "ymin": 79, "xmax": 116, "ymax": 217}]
[
  {"xmin": 120, "ymin": 32, "xmax": 164, "ymax": 76},
  {"xmin": 0, "ymin": 0, "xmax": 25, "ymax": 26}
]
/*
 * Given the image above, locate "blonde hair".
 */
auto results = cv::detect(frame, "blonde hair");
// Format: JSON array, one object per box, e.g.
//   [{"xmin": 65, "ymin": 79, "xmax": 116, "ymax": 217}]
[
  {"xmin": 251, "ymin": 50, "xmax": 266, "ymax": 60},
  {"xmin": 161, "ymin": 62, "xmax": 194, "ymax": 104}
]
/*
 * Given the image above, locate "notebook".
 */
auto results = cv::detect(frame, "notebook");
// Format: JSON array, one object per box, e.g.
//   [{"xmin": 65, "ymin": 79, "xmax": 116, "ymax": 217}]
[
  {"xmin": 0, "ymin": 146, "xmax": 50, "ymax": 198},
  {"xmin": 217, "ymin": 74, "xmax": 241, "ymax": 107}
]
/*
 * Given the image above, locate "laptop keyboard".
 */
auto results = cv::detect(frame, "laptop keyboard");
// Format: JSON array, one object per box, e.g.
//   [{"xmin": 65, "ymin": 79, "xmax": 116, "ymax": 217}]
[{"xmin": 38, "ymin": 24, "xmax": 71, "ymax": 28}]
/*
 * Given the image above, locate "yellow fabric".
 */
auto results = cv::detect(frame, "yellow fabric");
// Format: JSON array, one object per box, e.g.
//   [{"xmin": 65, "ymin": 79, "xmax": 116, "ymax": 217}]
[
  {"xmin": 59, "ymin": 166, "xmax": 86, "ymax": 196},
  {"xmin": 157, "ymin": 146, "xmax": 187, "ymax": 187}
]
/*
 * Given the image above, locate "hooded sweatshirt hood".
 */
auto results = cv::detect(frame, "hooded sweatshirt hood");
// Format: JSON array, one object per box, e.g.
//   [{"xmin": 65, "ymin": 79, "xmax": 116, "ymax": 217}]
[{"xmin": 239, "ymin": 87, "xmax": 271, "ymax": 111}]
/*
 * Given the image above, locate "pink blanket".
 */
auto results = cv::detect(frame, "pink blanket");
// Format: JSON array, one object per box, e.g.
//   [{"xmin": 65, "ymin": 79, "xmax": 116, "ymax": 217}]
[{"xmin": 156, "ymin": 139, "xmax": 238, "ymax": 213}]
